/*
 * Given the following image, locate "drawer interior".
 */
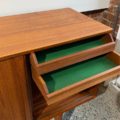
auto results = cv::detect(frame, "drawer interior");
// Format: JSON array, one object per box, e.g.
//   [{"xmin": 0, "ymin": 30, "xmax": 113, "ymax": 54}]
[
  {"xmin": 42, "ymin": 54, "xmax": 117, "ymax": 93},
  {"xmin": 36, "ymin": 35, "xmax": 112, "ymax": 63}
]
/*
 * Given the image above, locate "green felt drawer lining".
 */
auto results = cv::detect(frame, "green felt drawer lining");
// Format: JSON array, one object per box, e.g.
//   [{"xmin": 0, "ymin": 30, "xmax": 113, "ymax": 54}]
[
  {"xmin": 36, "ymin": 36, "xmax": 107, "ymax": 63},
  {"xmin": 42, "ymin": 55, "xmax": 117, "ymax": 93}
]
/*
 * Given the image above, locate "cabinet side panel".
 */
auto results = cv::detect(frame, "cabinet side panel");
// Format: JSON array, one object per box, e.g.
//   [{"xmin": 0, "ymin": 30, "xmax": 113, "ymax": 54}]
[{"xmin": 0, "ymin": 56, "xmax": 32, "ymax": 120}]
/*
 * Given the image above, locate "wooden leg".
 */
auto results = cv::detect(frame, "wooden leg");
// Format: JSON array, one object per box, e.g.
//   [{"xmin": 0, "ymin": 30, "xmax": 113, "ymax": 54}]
[
  {"xmin": 88, "ymin": 85, "xmax": 99, "ymax": 96},
  {"xmin": 54, "ymin": 114, "xmax": 62, "ymax": 120}
]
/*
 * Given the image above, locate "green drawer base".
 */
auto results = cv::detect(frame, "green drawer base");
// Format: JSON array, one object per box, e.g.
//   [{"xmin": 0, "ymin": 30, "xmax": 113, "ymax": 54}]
[
  {"xmin": 42, "ymin": 55, "xmax": 117, "ymax": 93},
  {"xmin": 36, "ymin": 36, "xmax": 106, "ymax": 63}
]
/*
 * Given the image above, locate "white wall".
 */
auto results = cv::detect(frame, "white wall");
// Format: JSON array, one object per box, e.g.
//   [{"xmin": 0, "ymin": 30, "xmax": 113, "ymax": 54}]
[{"xmin": 0, "ymin": 0, "xmax": 110, "ymax": 16}]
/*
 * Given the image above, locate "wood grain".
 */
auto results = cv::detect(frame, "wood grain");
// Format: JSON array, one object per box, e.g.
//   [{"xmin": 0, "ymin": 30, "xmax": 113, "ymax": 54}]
[
  {"xmin": 0, "ymin": 8, "xmax": 114, "ymax": 120},
  {"xmin": 54, "ymin": 114, "xmax": 62, "ymax": 120},
  {"xmin": 31, "ymin": 35, "xmax": 115, "ymax": 74},
  {"xmin": 31, "ymin": 67, "xmax": 48, "ymax": 100},
  {"xmin": 47, "ymin": 66, "xmax": 120, "ymax": 105},
  {"xmin": 0, "ymin": 8, "xmax": 112, "ymax": 60},
  {"xmin": 0, "ymin": 56, "xmax": 32, "ymax": 120},
  {"xmin": 33, "ymin": 86, "xmax": 98, "ymax": 120},
  {"xmin": 107, "ymin": 51, "xmax": 120, "ymax": 65},
  {"xmin": 31, "ymin": 52, "xmax": 120, "ymax": 105}
]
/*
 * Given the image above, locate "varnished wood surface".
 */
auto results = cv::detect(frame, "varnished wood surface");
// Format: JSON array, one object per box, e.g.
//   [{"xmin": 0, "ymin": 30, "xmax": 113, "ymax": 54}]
[
  {"xmin": 0, "ymin": 56, "xmax": 32, "ymax": 120},
  {"xmin": 33, "ymin": 86, "xmax": 98, "ymax": 120},
  {"xmin": 31, "ymin": 51, "xmax": 120, "ymax": 105},
  {"xmin": 30, "ymin": 33, "xmax": 115, "ymax": 74},
  {"xmin": 0, "ymin": 8, "xmax": 112, "ymax": 60},
  {"xmin": 54, "ymin": 114, "xmax": 62, "ymax": 120}
]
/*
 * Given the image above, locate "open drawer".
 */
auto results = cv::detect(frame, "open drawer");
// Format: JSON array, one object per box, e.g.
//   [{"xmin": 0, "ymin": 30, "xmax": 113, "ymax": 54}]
[
  {"xmin": 30, "ymin": 34, "xmax": 115, "ymax": 74},
  {"xmin": 31, "ymin": 51, "xmax": 120, "ymax": 105}
]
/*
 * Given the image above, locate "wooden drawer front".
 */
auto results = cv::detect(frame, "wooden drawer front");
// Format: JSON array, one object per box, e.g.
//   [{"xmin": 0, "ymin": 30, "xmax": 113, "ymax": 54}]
[
  {"xmin": 30, "ymin": 34, "xmax": 115, "ymax": 75},
  {"xmin": 31, "ymin": 51, "xmax": 120, "ymax": 105},
  {"xmin": 33, "ymin": 85, "xmax": 99, "ymax": 120}
]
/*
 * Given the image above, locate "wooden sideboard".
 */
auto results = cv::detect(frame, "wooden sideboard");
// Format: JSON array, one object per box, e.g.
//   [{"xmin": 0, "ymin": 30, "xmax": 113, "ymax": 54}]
[{"xmin": 0, "ymin": 8, "xmax": 119, "ymax": 120}]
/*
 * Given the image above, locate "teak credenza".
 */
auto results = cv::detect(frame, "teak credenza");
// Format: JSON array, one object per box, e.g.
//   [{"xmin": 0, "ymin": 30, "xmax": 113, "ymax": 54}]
[{"xmin": 0, "ymin": 8, "xmax": 120, "ymax": 120}]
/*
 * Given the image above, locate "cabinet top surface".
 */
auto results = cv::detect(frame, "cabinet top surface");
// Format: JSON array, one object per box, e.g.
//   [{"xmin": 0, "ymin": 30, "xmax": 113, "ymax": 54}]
[{"xmin": 0, "ymin": 8, "xmax": 112, "ymax": 60}]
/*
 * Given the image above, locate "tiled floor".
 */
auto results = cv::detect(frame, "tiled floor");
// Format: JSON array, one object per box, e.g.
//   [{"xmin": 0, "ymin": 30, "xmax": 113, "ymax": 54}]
[{"xmin": 63, "ymin": 85, "xmax": 120, "ymax": 120}]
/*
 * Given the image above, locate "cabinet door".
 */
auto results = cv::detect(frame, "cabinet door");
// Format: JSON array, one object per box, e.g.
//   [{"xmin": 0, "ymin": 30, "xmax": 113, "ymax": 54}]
[{"xmin": 0, "ymin": 56, "xmax": 32, "ymax": 120}]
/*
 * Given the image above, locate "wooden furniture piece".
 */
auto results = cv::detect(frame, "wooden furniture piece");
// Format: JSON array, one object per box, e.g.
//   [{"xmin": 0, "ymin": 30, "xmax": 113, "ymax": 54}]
[
  {"xmin": 0, "ymin": 56, "xmax": 32, "ymax": 120},
  {"xmin": 33, "ymin": 85, "xmax": 99, "ymax": 120},
  {"xmin": 0, "ymin": 8, "xmax": 112, "ymax": 60},
  {"xmin": 31, "ymin": 51, "xmax": 120, "ymax": 105},
  {"xmin": 0, "ymin": 8, "xmax": 119, "ymax": 120},
  {"xmin": 30, "ymin": 34, "xmax": 115, "ymax": 75}
]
